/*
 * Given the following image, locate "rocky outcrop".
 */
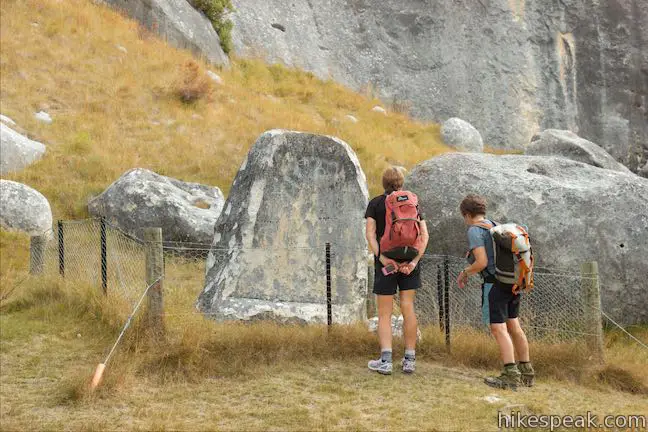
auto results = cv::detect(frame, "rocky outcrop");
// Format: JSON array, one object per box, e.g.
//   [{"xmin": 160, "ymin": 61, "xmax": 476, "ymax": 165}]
[
  {"xmin": 0, "ymin": 180, "xmax": 52, "ymax": 236},
  {"xmin": 197, "ymin": 130, "xmax": 369, "ymax": 324},
  {"xmin": 105, "ymin": 0, "xmax": 229, "ymax": 66},
  {"xmin": 0, "ymin": 124, "xmax": 46, "ymax": 175},
  {"xmin": 526, "ymin": 129, "xmax": 631, "ymax": 173},
  {"xmin": 404, "ymin": 153, "xmax": 648, "ymax": 325},
  {"xmin": 441, "ymin": 118, "xmax": 483, "ymax": 153},
  {"xmin": 88, "ymin": 168, "xmax": 224, "ymax": 243},
  {"xmin": 230, "ymin": 0, "xmax": 647, "ymax": 171}
]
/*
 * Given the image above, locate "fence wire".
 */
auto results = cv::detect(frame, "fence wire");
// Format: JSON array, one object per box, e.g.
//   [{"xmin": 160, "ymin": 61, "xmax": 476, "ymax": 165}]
[{"xmin": 28, "ymin": 218, "xmax": 639, "ymax": 347}]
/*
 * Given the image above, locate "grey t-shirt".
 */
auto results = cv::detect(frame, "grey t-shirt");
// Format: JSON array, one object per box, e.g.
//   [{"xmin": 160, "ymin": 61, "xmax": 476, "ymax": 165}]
[{"xmin": 467, "ymin": 220, "xmax": 496, "ymax": 276}]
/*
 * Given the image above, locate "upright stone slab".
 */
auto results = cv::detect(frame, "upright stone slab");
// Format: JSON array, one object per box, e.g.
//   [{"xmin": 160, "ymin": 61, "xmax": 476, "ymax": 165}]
[{"xmin": 197, "ymin": 130, "xmax": 369, "ymax": 324}]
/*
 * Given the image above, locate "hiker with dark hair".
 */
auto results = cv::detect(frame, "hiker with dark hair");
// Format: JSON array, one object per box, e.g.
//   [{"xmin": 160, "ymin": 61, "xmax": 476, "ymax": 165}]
[
  {"xmin": 365, "ymin": 167, "xmax": 429, "ymax": 375},
  {"xmin": 457, "ymin": 194, "xmax": 535, "ymax": 390}
]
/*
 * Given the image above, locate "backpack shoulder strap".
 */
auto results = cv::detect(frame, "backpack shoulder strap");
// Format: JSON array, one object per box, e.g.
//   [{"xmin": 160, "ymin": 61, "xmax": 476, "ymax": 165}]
[{"xmin": 472, "ymin": 220, "xmax": 494, "ymax": 230}]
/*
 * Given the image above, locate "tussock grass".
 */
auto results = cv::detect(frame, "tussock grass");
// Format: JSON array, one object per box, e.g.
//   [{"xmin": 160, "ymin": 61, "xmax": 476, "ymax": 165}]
[{"xmin": 0, "ymin": 0, "xmax": 448, "ymax": 221}]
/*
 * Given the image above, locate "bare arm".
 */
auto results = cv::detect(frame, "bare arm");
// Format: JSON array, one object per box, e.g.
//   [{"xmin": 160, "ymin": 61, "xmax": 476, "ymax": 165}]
[
  {"xmin": 365, "ymin": 217, "xmax": 380, "ymax": 257},
  {"xmin": 400, "ymin": 221, "xmax": 429, "ymax": 274},
  {"xmin": 464, "ymin": 246, "xmax": 488, "ymax": 276}
]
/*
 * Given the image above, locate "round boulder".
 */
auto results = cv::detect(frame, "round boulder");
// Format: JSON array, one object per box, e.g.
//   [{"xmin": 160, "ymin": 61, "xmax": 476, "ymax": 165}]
[
  {"xmin": 197, "ymin": 130, "xmax": 369, "ymax": 324},
  {"xmin": 526, "ymin": 129, "xmax": 631, "ymax": 173},
  {"xmin": 1, "ymin": 124, "xmax": 46, "ymax": 175},
  {"xmin": 441, "ymin": 118, "xmax": 484, "ymax": 152},
  {"xmin": 0, "ymin": 180, "xmax": 52, "ymax": 236},
  {"xmin": 88, "ymin": 168, "xmax": 224, "ymax": 243},
  {"xmin": 405, "ymin": 153, "xmax": 648, "ymax": 325}
]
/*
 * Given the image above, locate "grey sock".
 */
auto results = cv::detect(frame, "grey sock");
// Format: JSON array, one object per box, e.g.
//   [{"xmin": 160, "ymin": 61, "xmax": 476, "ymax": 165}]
[
  {"xmin": 381, "ymin": 349, "xmax": 392, "ymax": 363},
  {"xmin": 405, "ymin": 349, "xmax": 416, "ymax": 360}
]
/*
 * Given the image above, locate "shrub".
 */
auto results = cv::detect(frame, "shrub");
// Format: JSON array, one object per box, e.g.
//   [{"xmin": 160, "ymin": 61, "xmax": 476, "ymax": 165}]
[
  {"xmin": 191, "ymin": 0, "xmax": 234, "ymax": 54},
  {"xmin": 175, "ymin": 60, "xmax": 214, "ymax": 103}
]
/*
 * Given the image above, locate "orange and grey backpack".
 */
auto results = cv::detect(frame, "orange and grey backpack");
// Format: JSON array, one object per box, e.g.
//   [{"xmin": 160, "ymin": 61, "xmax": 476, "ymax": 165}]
[
  {"xmin": 472, "ymin": 221, "xmax": 534, "ymax": 294},
  {"xmin": 379, "ymin": 191, "xmax": 424, "ymax": 261}
]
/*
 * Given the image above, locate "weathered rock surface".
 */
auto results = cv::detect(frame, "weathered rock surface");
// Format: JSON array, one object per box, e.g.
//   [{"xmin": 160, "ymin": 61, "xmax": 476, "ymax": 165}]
[
  {"xmin": 0, "ymin": 124, "xmax": 46, "ymax": 175},
  {"xmin": 526, "ymin": 129, "xmax": 631, "ymax": 173},
  {"xmin": 88, "ymin": 168, "xmax": 224, "ymax": 243},
  {"xmin": 0, "ymin": 180, "xmax": 52, "ymax": 236},
  {"xmin": 230, "ymin": 0, "xmax": 647, "ymax": 171},
  {"xmin": 105, "ymin": 0, "xmax": 229, "ymax": 66},
  {"xmin": 639, "ymin": 162, "xmax": 648, "ymax": 178},
  {"xmin": 197, "ymin": 130, "xmax": 369, "ymax": 323},
  {"xmin": 405, "ymin": 153, "xmax": 648, "ymax": 325},
  {"xmin": 441, "ymin": 118, "xmax": 484, "ymax": 152}
]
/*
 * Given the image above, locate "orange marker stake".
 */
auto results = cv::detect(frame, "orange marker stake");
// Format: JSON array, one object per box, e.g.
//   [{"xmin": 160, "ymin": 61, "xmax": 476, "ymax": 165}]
[{"xmin": 90, "ymin": 363, "xmax": 106, "ymax": 390}]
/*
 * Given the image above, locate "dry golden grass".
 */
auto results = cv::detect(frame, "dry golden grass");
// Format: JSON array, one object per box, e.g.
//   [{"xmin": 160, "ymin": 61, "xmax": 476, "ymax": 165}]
[{"xmin": 0, "ymin": 0, "xmax": 449, "ymax": 220}]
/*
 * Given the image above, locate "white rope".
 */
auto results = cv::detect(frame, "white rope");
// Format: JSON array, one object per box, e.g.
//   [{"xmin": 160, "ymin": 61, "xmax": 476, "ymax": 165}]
[
  {"xmin": 102, "ymin": 277, "xmax": 162, "ymax": 366},
  {"xmin": 599, "ymin": 309, "xmax": 648, "ymax": 350}
]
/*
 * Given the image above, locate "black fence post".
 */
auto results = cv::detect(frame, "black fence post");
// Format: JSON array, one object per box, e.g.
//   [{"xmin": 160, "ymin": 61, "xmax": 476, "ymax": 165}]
[
  {"xmin": 436, "ymin": 263, "xmax": 444, "ymax": 332},
  {"xmin": 100, "ymin": 217, "xmax": 108, "ymax": 295},
  {"xmin": 57, "ymin": 220, "xmax": 65, "ymax": 277},
  {"xmin": 326, "ymin": 243, "xmax": 332, "ymax": 329},
  {"xmin": 443, "ymin": 256, "xmax": 451, "ymax": 351}
]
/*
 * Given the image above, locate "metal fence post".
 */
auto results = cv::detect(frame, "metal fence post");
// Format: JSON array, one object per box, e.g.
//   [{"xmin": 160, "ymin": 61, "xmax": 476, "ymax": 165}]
[
  {"xmin": 144, "ymin": 227, "xmax": 165, "ymax": 337},
  {"xmin": 100, "ymin": 217, "xmax": 108, "ymax": 295},
  {"xmin": 57, "ymin": 220, "xmax": 65, "ymax": 277},
  {"xmin": 580, "ymin": 261, "xmax": 604, "ymax": 362},
  {"xmin": 443, "ymin": 256, "xmax": 451, "ymax": 351},
  {"xmin": 436, "ymin": 263, "xmax": 444, "ymax": 332},
  {"xmin": 326, "ymin": 243, "xmax": 332, "ymax": 328},
  {"xmin": 29, "ymin": 235, "xmax": 46, "ymax": 275}
]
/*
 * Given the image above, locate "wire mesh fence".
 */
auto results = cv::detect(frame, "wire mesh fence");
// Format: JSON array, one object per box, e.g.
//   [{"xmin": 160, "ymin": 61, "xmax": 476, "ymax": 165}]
[{"xmin": 29, "ymin": 218, "xmax": 602, "ymax": 347}]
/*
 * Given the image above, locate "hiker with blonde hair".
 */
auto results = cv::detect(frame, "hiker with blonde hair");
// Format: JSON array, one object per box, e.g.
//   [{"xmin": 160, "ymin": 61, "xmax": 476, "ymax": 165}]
[{"xmin": 365, "ymin": 167, "xmax": 428, "ymax": 375}]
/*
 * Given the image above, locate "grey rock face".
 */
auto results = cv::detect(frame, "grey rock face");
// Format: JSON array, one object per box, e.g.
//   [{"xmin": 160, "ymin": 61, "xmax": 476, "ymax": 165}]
[
  {"xmin": 639, "ymin": 162, "xmax": 648, "ymax": 178},
  {"xmin": 441, "ymin": 118, "xmax": 484, "ymax": 153},
  {"xmin": 104, "ymin": 0, "xmax": 229, "ymax": 67},
  {"xmin": 88, "ymin": 168, "xmax": 224, "ymax": 243},
  {"xmin": 0, "ymin": 124, "xmax": 46, "ymax": 175},
  {"xmin": 0, "ymin": 180, "xmax": 52, "ymax": 236},
  {"xmin": 230, "ymin": 0, "xmax": 647, "ymax": 171},
  {"xmin": 197, "ymin": 130, "xmax": 369, "ymax": 324},
  {"xmin": 405, "ymin": 153, "xmax": 648, "ymax": 324},
  {"xmin": 526, "ymin": 129, "xmax": 631, "ymax": 173}
]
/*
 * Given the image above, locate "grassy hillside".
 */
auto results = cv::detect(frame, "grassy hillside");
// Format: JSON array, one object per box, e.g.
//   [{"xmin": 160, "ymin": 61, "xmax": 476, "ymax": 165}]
[{"xmin": 0, "ymin": 0, "xmax": 449, "ymax": 220}]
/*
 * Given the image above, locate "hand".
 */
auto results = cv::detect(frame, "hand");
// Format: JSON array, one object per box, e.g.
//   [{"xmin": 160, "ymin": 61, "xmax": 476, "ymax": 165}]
[
  {"xmin": 399, "ymin": 260, "xmax": 417, "ymax": 275},
  {"xmin": 379, "ymin": 254, "xmax": 398, "ymax": 269},
  {"xmin": 457, "ymin": 270, "xmax": 468, "ymax": 289}
]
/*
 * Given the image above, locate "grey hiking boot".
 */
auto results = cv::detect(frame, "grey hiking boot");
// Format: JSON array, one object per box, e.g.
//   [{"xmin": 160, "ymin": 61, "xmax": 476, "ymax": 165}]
[
  {"xmin": 484, "ymin": 364, "xmax": 522, "ymax": 390},
  {"xmin": 402, "ymin": 357, "xmax": 416, "ymax": 374},
  {"xmin": 368, "ymin": 358, "xmax": 393, "ymax": 375},
  {"xmin": 518, "ymin": 362, "xmax": 535, "ymax": 387}
]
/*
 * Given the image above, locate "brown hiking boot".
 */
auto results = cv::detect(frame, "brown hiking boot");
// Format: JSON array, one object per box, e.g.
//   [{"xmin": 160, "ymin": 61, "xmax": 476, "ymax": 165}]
[
  {"xmin": 518, "ymin": 362, "xmax": 535, "ymax": 387},
  {"xmin": 484, "ymin": 364, "xmax": 521, "ymax": 391}
]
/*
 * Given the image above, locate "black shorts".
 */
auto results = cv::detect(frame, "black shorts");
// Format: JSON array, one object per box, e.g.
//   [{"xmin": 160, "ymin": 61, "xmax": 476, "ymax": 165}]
[
  {"xmin": 487, "ymin": 279, "xmax": 521, "ymax": 324},
  {"xmin": 373, "ymin": 259, "xmax": 421, "ymax": 296}
]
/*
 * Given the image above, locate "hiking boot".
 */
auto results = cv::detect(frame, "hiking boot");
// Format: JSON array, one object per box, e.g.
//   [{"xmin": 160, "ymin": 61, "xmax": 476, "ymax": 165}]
[
  {"xmin": 484, "ymin": 364, "xmax": 521, "ymax": 390},
  {"xmin": 518, "ymin": 362, "xmax": 535, "ymax": 387},
  {"xmin": 368, "ymin": 358, "xmax": 393, "ymax": 375},
  {"xmin": 402, "ymin": 357, "xmax": 416, "ymax": 374}
]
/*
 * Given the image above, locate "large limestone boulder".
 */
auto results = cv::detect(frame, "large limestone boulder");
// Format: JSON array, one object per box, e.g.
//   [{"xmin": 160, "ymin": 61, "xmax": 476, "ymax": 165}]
[
  {"xmin": 104, "ymin": 0, "xmax": 229, "ymax": 67},
  {"xmin": 1, "ymin": 124, "xmax": 46, "ymax": 175},
  {"xmin": 0, "ymin": 180, "xmax": 52, "ymax": 236},
  {"xmin": 639, "ymin": 162, "xmax": 648, "ymax": 179},
  {"xmin": 441, "ymin": 118, "xmax": 484, "ymax": 152},
  {"xmin": 230, "ymin": 0, "xmax": 647, "ymax": 171},
  {"xmin": 88, "ymin": 168, "xmax": 224, "ymax": 243},
  {"xmin": 526, "ymin": 129, "xmax": 631, "ymax": 173},
  {"xmin": 197, "ymin": 130, "xmax": 369, "ymax": 324},
  {"xmin": 405, "ymin": 153, "xmax": 648, "ymax": 325}
]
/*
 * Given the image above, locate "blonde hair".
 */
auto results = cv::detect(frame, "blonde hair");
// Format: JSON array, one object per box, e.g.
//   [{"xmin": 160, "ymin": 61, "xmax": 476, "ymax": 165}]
[{"xmin": 382, "ymin": 167, "xmax": 405, "ymax": 193}]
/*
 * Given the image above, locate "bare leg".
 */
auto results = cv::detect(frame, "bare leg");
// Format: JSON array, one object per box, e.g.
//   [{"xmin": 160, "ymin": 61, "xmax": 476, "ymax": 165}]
[
  {"xmin": 506, "ymin": 318, "xmax": 530, "ymax": 362},
  {"xmin": 377, "ymin": 295, "xmax": 394, "ymax": 351},
  {"xmin": 490, "ymin": 323, "xmax": 515, "ymax": 364},
  {"xmin": 399, "ymin": 290, "xmax": 417, "ymax": 350}
]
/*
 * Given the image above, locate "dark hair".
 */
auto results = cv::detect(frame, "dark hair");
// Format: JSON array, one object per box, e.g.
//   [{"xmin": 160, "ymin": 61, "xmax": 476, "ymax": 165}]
[
  {"xmin": 460, "ymin": 194, "xmax": 487, "ymax": 217},
  {"xmin": 382, "ymin": 167, "xmax": 405, "ymax": 193}
]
